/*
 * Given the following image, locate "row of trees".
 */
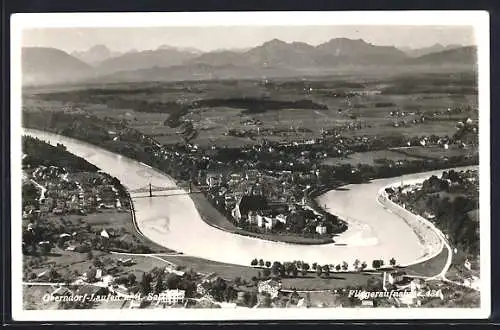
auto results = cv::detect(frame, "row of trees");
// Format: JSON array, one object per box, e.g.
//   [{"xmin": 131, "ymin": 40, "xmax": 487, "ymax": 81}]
[{"xmin": 250, "ymin": 258, "xmax": 398, "ymax": 277}]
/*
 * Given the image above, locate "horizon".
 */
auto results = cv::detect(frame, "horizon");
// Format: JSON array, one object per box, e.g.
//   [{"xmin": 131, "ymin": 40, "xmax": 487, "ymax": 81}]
[
  {"xmin": 24, "ymin": 38, "xmax": 472, "ymax": 55},
  {"xmin": 21, "ymin": 25, "xmax": 476, "ymax": 54}
]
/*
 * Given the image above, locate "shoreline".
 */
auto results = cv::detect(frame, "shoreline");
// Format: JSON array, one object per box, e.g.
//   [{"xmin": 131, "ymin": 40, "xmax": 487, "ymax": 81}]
[
  {"xmin": 190, "ymin": 185, "xmax": 337, "ymax": 246},
  {"xmin": 23, "ymin": 128, "xmax": 477, "ymax": 269}
]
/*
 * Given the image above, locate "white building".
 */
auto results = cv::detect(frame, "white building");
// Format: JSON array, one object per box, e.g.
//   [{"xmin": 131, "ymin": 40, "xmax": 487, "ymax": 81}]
[
  {"xmin": 156, "ymin": 289, "xmax": 186, "ymax": 305},
  {"xmin": 206, "ymin": 174, "xmax": 220, "ymax": 188},
  {"xmin": 257, "ymin": 215, "xmax": 276, "ymax": 230},
  {"xmin": 247, "ymin": 211, "xmax": 258, "ymax": 225},
  {"xmin": 258, "ymin": 279, "xmax": 282, "ymax": 299},
  {"xmin": 276, "ymin": 214, "xmax": 287, "ymax": 224},
  {"xmin": 315, "ymin": 225, "xmax": 327, "ymax": 235}
]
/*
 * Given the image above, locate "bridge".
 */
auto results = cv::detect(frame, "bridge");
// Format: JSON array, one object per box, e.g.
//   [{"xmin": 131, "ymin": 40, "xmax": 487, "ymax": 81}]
[{"xmin": 129, "ymin": 182, "xmax": 197, "ymax": 198}]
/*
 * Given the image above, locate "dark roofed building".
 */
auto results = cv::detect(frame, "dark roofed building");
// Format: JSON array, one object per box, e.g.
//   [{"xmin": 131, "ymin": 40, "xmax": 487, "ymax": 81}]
[{"xmin": 232, "ymin": 195, "xmax": 268, "ymax": 222}]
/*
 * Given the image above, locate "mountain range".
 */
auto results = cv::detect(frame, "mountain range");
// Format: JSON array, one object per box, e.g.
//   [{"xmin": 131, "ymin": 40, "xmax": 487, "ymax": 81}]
[
  {"xmin": 399, "ymin": 43, "xmax": 462, "ymax": 58},
  {"xmin": 22, "ymin": 38, "xmax": 477, "ymax": 86}
]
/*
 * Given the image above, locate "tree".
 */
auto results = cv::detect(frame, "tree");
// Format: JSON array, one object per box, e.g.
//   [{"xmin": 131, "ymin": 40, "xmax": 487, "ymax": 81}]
[
  {"xmin": 342, "ymin": 261, "xmax": 349, "ymax": 271},
  {"xmin": 48, "ymin": 268, "xmax": 60, "ymax": 282},
  {"xmin": 372, "ymin": 259, "xmax": 383, "ymax": 270},
  {"xmin": 323, "ymin": 265, "xmax": 330, "ymax": 278},
  {"xmin": 335, "ymin": 264, "xmax": 341, "ymax": 272},
  {"xmin": 223, "ymin": 285, "xmax": 236, "ymax": 302},
  {"xmin": 259, "ymin": 259, "xmax": 265, "ymax": 267},
  {"xmin": 165, "ymin": 273, "xmax": 180, "ymax": 289},
  {"xmin": 390, "ymin": 258, "xmax": 397, "ymax": 266},
  {"xmin": 154, "ymin": 275, "xmax": 165, "ymax": 294},
  {"xmin": 93, "ymin": 257, "xmax": 103, "ymax": 268},
  {"xmin": 367, "ymin": 276, "xmax": 383, "ymax": 290},
  {"xmin": 301, "ymin": 264, "xmax": 309, "ymax": 276},
  {"xmin": 128, "ymin": 273, "xmax": 136, "ymax": 286},
  {"xmin": 316, "ymin": 265, "xmax": 323, "ymax": 277},
  {"xmin": 87, "ymin": 268, "xmax": 97, "ymax": 283},
  {"xmin": 312, "ymin": 262, "xmax": 318, "ymax": 270},
  {"xmin": 261, "ymin": 294, "xmax": 272, "ymax": 308},
  {"xmin": 41, "ymin": 243, "xmax": 52, "ymax": 255},
  {"xmin": 271, "ymin": 261, "xmax": 284, "ymax": 278},
  {"xmin": 140, "ymin": 272, "xmax": 152, "ymax": 295},
  {"xmin": 251, "ymin": 258, "xmax": 258, "ymax": 266},
  {"xmin": 209, "ymin": 277, "xmax": 228, "ymax": 302},
  {"xmin": 360, "ymin": 261, "xmax": 367, "ymax": 271},
  {"xmin": 284, "ymin": 262, "xmax": 296, "ymax": 277},
  {"xmin": 265, "ymin": 261, "xmax": 271, "ymax": 268},
  {"xmin": 353, "ymin": 259, "xmax": 361, "ymax": 271}
]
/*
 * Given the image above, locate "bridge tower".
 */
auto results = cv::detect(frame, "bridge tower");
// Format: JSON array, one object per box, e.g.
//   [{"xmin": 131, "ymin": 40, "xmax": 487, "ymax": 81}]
[{"xmin": 149, "ymin": 182, "xmax": 152, "ymax": 197}]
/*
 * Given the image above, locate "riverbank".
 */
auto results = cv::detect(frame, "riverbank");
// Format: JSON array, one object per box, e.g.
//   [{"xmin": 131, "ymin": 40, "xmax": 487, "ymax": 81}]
[
  {"xmin": 24, "ymin": 128, "xmax": 474, "ymax": 271},
  {"xmin": 191, "ymin": 192, "xmax": 334, "ymax": 245}
]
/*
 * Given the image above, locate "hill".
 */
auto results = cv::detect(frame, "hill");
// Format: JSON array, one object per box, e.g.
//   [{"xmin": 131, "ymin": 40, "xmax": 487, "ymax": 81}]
[
  {"xmin": 315, "ymin": 38, "xmax": 408, "ymax": 65},
  {"xmin": 71, "ymin": 45, "xmax": 123, "ymax": 66},
  {"xmin": 400, "ymin": 43, "xmax": 462, "ymax": 58},
  {"xmin": 191, "ymin": 38, "xmax": 408, "ymax": 69},
  {"xmin": 95, "ymin": 63, "xmax": 300, "ymax": 83},
  {"xmin": 96, "ymin": 38, "xmax": 411, "ymax": 82},
  {"xmin": 20, "ymin": 41, "xmax": 478, "ymax": 86},
  {"xmin": 408, "ymin": 46, "xmax": 477, "ymax": 65},
  {"xmin": 22, "ymin": 47, "xmax": 95, "ymax": 86},
  {"xmin": 96, "ymin": 48, "xmax": 200, "ymax": 75}
]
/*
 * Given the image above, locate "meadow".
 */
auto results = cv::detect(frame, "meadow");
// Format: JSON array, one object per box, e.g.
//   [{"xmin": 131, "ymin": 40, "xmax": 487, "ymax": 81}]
[{"xmin": 23, "ymin": 70, "xmax": 478, "ymax": 150}]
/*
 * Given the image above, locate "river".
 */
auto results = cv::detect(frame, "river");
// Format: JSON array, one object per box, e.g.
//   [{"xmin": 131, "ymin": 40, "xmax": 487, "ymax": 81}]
[{"xmin": 22, "ymin": 128, "xmax": 476, "ymax": 268}]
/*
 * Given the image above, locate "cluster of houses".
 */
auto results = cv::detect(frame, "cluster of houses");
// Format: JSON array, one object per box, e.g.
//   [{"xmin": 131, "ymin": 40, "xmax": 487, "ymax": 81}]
[
  {"xmin": 45, "ymin": 261, "xmax": 188, "ymax": 309},
  {"xmin": 23, "ymin": 165, "xmax": 124, "ymax": 220},
  {"xmin": 203, "ymin": 168, "xmax": 330, "ymax": 234}
]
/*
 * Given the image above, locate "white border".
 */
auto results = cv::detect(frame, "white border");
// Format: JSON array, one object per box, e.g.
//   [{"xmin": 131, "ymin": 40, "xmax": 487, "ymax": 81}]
[{"xmin": 10, "ymin": 11, "xmax": 491, "ymax": 321}]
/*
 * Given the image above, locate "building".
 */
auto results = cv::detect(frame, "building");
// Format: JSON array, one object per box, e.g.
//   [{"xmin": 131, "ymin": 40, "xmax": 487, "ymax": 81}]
[
  {"xmin": 256, "ymin": 212, "xmax": 277, "ymax": 230},
  {"xmin": 206, "ymin": 173, "xmax": 220, "ymax": 188},
  {"xmin": 117, "ymin": 258, "xmax": 135, "ymax": 266},
  {"xmin": 275, "ymin": 214, "xmax": 287, "ymax": 224},
  {"xmin": 361, "ymin": 300, "xmax": 374, "ymax": 307},
  {"xmin": 247, "ymin": 211, "xmax": 258, "ymax": 225},
  {"xmin": 258, "ymin": 279, "xmax": 282, "ymax": 299},
  {"xmin": 51, "ymin": 286, "xmax": 74, "ymax": 298},
  {"xmin": 245, "ymin": 170, "xmax": 260, "ymax": 181},
  {"xmin": 315, "ymin": 225, "xmax": 327, "ymax": 235},
  {"xmin": 196, "ymin": 282, "xmax": 211, "ymax": 296},
  {"xmin": 232, "ymin": 195, "xmax": 268, "ymax": 222},
  {"xmin": 383, "ymin": 271, "xmax": 407, "ymax": 290},
  {"xmin": 156, "ymin": 289, "xmax": 186, "ymax": 305}
]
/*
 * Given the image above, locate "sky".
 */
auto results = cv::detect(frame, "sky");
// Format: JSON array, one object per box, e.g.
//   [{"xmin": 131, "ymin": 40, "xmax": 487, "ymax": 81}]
[{"xmin": 22, "ymin": 25, "xmax": 476, "ymax": 53}]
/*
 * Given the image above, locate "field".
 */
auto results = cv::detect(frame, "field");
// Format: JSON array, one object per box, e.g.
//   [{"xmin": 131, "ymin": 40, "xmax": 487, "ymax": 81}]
[
  {"xmin": 323, "ymin": 150, "xmax": 422, "ymax": 166},
  {"xmin": 156, "ymin": 254, "xmax": 382, "ymax": 291},
  {"xmin": 21, "ymin": 71, "xmax": 479, "ymax": 294},
  {"xmin": 281, "ymin": 272, "xmax": 380, "ymax": 290},
  {"xmin": 43, "ymin": 209, "xmax": 175, "ymax": 254},
  {"xmin": 156, "ymin": 255, "xmax": 261, "ymax": 282},
  {"xmin": 23, "ymin": 71, "xmax": 478, "ymax": 150},
  {"xmin": 390, "ymin": 145, "xmax": 478, "ymax": 160}
]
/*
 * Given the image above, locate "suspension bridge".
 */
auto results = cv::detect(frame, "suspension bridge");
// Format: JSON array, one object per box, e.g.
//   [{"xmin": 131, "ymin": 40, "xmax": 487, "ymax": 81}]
[{"xmin": 129, "ymin": 182, "xmax": 199, "ymax": 199}]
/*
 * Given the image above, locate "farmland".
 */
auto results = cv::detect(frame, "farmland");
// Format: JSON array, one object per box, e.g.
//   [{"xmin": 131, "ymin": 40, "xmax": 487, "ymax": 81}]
[
  {"xmin": 21, "ymin": 69, "xmax": 479, "ymax": 299},
  {"xmin": 23, "ymin": 70, "xmax": 478, "ymax": 150}
]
